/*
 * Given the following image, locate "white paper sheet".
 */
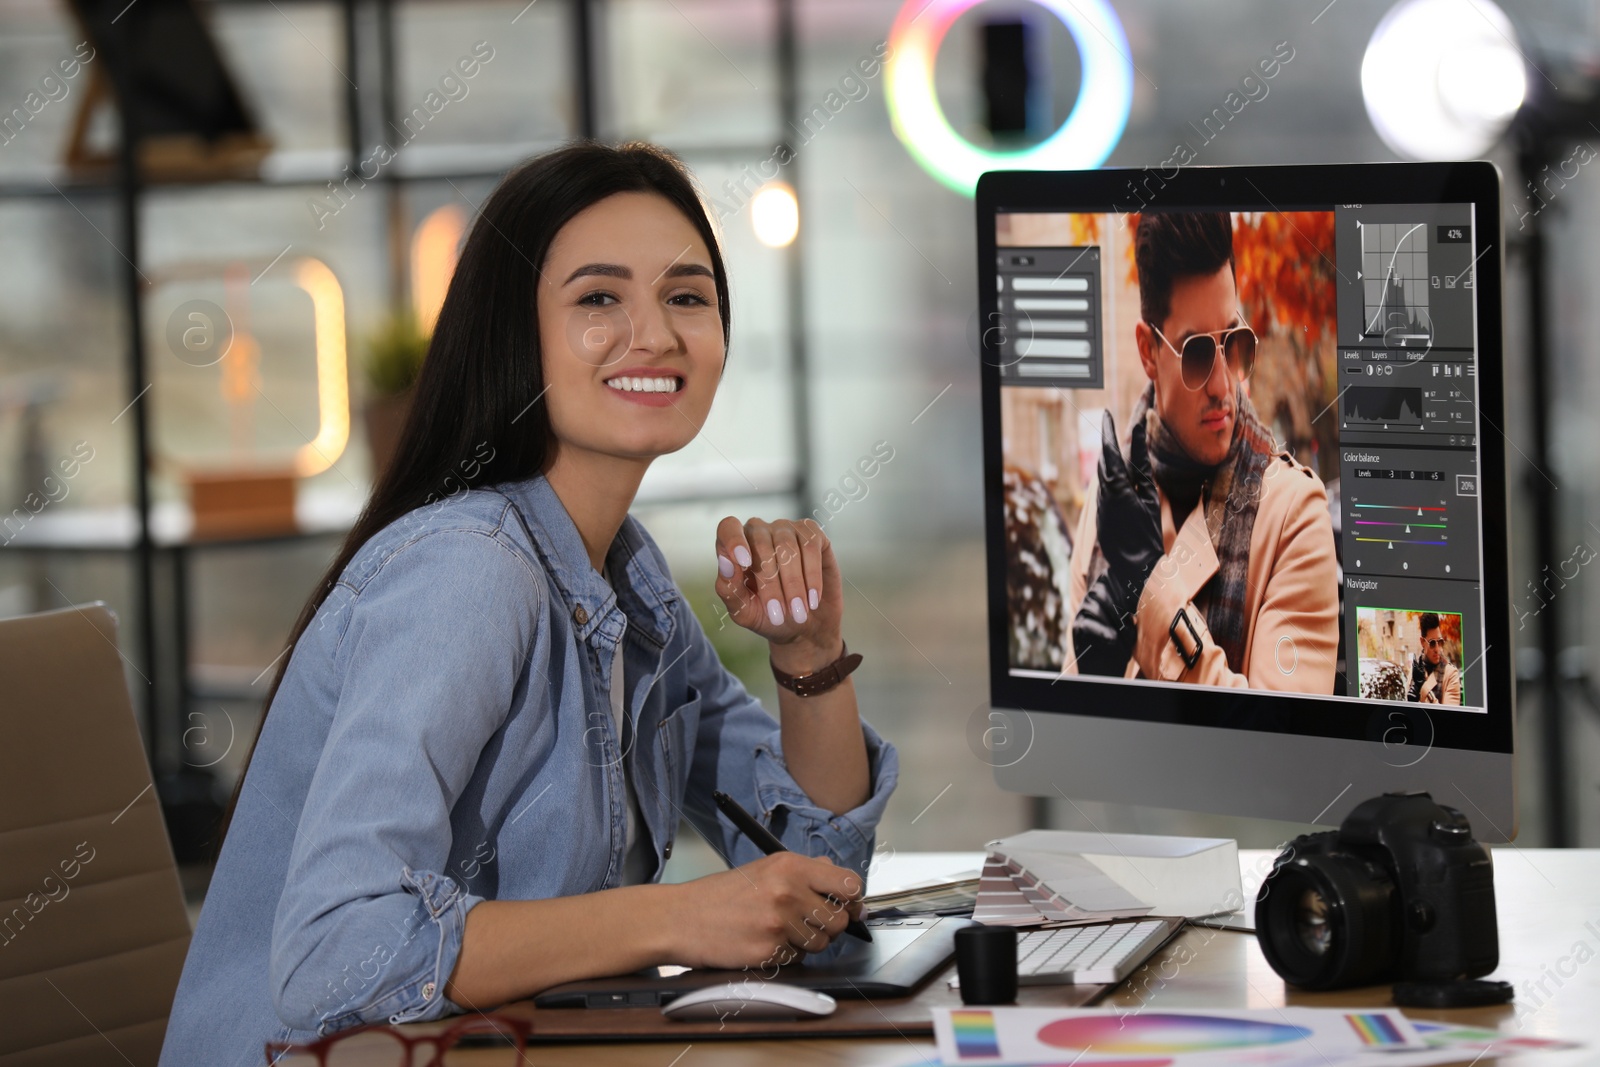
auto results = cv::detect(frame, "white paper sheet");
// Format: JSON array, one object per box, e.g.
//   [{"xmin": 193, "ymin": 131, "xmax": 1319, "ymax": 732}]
[{"xmin": 931, "ymin": 1006, "xmax": 1424, "ymax": 1066}]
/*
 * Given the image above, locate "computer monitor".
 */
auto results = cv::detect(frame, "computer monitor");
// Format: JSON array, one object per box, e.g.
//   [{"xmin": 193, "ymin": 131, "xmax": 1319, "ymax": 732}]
[{"xmin": 976, "ymin": 163, "xmax": 1516, "ymax": 841}]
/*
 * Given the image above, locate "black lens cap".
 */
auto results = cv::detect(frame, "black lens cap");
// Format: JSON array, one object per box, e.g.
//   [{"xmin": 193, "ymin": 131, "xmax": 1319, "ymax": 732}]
[{"xmin": 1393, "ymin": 979, "xmax": 1515, "ymax": 1008}]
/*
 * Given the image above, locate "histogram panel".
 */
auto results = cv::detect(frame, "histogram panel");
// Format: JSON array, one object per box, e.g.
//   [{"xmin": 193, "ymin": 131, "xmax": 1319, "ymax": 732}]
[
  {"xmin": 1360, "ymin": 221, "xmax": 1431, "ymax": 345},
  {"xmin": 1344, "ymin": 386, "xmax": 1424, "ymax": 428}
]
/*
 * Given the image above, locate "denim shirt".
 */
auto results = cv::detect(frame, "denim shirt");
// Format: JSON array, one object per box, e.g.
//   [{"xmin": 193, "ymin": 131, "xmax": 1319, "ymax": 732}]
[{"xmin": 159, "ymin": 475, "xmax": 898, "ymax": 1066}]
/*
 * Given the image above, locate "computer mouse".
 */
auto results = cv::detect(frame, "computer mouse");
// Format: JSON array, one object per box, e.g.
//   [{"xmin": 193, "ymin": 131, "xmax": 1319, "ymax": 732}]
[{"xmin": 661, "ymin": 981, "xmax": 837, "ymax": 1021}]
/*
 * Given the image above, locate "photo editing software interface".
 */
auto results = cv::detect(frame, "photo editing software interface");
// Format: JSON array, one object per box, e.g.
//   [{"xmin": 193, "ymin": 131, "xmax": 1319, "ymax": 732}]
[{"xmin": 994, "ymin": 203, "xmax": 1486, "ymax": 711}]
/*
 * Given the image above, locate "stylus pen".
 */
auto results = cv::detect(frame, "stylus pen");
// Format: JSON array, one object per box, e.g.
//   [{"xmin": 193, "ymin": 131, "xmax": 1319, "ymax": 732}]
[{"xmin": 711, "ymin": 789, "xmax": 873, "ymax": 943}]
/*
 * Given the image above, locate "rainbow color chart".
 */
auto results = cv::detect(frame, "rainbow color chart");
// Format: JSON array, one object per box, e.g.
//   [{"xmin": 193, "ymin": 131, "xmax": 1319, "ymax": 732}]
[
  {"xmin": 1036, "ymin": 1013, "xmax": 1310, "ymax": 1053},
  {"xmin": 933, "ymin": 1006, "xmax": 1423, "ymax": 1065},
  {"xmin": 949, "ymin": 1011, "xmax": 1001, "ymax": 1059},
  {"xmin": 1346, "ymin": 1012, "xmax": 1410, "ymax": 1046}
]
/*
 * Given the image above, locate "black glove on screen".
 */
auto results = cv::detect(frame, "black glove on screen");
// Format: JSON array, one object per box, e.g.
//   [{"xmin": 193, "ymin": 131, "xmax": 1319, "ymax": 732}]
[
  {"xmin": 1073, "ymin": 569, "xmax": 1143, "ymax": 676},
  {"xmin": 1409, "ymin": 655, "xmax": 1428, "ymax": 702},
  {"xmin": 1095, "ymin": 410, "xmax": 1163, "ymax": 587},
  {"xmin": 1071, "ymin": 412, "xmax": 1164, "ymax": 677}
]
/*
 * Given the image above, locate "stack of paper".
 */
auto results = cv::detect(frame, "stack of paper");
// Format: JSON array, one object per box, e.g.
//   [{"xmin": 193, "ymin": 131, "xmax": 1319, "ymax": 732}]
[
  {"xmin": 971, "ymin": 830, "xmax": 1242, "ymax": 926},
  {"xmin": 863, "ymin": 874, "xmax": 980, "ymax": 916}
]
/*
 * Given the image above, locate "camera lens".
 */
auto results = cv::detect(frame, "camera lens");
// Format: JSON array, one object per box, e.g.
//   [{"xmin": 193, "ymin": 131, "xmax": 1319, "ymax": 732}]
[
  {"xmin": 1256, "ymin": 854, "xmax": 1397, "ymax": 990},
  {"xmin": 1293, "ymin": 888, "xmax": 1332, "ymax": 956}
]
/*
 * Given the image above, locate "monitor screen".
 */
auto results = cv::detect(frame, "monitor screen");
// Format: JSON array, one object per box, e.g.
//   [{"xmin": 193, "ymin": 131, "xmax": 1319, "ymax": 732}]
[{"xmin": 980, "ymin": 168, "xmax": 1512, "ymax": 766}]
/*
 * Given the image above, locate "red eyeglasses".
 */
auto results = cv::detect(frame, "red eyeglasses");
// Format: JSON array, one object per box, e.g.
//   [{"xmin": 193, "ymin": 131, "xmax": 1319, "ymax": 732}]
[{"xmin": 264, "ymin": 1013, "xmax": 531, "ymax": 1066}]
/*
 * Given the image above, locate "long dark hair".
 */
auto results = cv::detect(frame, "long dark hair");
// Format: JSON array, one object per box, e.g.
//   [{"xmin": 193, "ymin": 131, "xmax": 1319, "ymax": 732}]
[{"xmin": 216, "ymin": 141, "xmax": 732, "ymax": 852}]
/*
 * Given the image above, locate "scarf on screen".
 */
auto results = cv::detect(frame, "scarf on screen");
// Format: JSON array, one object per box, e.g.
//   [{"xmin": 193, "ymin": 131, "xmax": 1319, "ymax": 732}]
[{"xmin": 1110, "ymin": 382, "xmax": 1278, "ymax": 673}]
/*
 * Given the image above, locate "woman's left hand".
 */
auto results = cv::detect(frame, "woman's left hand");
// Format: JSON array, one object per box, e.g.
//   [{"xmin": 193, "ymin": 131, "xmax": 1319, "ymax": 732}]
[{"xmin": 716, "ymin": 517, "xmax": 844, "ymax": 673}]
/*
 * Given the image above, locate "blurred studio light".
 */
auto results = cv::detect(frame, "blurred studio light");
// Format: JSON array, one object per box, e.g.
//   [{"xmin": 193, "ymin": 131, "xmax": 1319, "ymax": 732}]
[
  {"xmin": 886, "ymin": 0, "xmax": 1131, "ymax": 196},
  {"xmin": 290, "ymin": 258, "xmax": 351, "ymax": 477},
  {"xmin": 750, "ymin": 182, "xmax": 799, "ymax": 248},
  {"xmin": 1361, "ymin": 0, "xmax": 1527, "ymax": 160},
  {"xmin": 411, "ymin": 203, "xmax": 467, "ymax": 332}
]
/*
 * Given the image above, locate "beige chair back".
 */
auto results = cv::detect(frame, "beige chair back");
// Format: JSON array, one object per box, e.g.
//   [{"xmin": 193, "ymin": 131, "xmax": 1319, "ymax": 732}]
[{"xmin": 0, "ymin": 604, "xmax": 191, "ymax": 1066}]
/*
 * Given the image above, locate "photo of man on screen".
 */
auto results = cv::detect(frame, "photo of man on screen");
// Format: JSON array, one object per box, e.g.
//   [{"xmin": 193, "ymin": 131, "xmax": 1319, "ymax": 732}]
[
  {"xmin": 1408, "ymin": 612, "xmax": 1463, "ymax": 705},
  {"xmin": 1064, "ymin": 212, "xmax": 1339, "ymax": 691}
]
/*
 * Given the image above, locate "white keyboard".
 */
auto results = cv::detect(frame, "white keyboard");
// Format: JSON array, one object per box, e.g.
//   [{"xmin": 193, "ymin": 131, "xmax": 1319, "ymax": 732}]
[{"xmin": 1014, "ymin": 918, "xmax": 1177, "ymax": 985}]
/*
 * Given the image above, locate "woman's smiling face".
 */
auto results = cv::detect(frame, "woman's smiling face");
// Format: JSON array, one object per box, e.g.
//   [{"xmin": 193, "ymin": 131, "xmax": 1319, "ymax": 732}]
[{"xmin": 536, "ymin": 190, "xmax": 724, "ymax": 464}]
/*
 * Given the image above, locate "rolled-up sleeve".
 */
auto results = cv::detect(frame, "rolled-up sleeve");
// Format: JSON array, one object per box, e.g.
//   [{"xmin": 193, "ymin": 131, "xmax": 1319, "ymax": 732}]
[
  {"xmin": 675, "ymin": 602, "xmax": 898, "ymax": 881},
  {"xmin": 268, "ymin": 527, "xmax": 543, "ymax": 1034},
  {"xmin": 749, "ymin": 719, "xmax": 897, "ymax": 878}
]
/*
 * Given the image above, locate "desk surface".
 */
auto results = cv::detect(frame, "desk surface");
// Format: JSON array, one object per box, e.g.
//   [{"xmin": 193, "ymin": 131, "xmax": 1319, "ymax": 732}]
[{"xmin": 398, "ymin": 847, "xmax": 1595, "ymax": 1066}]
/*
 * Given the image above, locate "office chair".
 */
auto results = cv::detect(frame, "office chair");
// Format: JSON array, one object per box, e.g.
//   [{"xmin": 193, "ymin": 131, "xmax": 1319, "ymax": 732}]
[{"xmin": 0, "ymin": 604, "xmax": 191, "ymax": 1066}]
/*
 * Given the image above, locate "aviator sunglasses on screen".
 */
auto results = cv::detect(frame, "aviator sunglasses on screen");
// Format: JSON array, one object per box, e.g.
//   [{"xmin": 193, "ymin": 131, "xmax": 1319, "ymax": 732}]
[{"xmin": 1147, "ymin": 314, "xmax": 1258, "ymax": 391}]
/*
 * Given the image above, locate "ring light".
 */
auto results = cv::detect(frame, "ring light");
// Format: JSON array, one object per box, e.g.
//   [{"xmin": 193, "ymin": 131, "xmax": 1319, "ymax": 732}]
[{"xmin": 885, "ymin": 0, "xmax": 1133, "ymax": 196}]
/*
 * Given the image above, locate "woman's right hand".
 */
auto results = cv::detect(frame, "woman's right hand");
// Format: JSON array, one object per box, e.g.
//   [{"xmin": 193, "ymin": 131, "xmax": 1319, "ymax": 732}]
[{"xmin": 663, "ymin": 851, "xmax": 865, "ymax": 970}]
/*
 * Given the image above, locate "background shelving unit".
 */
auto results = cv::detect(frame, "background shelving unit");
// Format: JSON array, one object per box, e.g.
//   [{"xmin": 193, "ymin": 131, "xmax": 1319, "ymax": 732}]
[{"xmin": 0, "ymin": 0, "xmax": 813, "ymax": 854}]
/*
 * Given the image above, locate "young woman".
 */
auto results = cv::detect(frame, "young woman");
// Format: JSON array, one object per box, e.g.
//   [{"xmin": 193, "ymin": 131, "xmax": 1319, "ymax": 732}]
[{"xmin": 159, "ymin": 142, "xmax": 897, "ymax": 1064}]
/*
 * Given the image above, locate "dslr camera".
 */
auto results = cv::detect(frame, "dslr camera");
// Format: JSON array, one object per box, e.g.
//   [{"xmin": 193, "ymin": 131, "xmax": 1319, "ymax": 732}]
[{"xmin": 1255, "ymin": 792, "xmax": 1498, "ymax": 990}]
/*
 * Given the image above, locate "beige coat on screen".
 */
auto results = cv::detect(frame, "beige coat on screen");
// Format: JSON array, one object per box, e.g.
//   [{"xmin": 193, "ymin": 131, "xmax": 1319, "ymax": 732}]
[{"xmin": 1064, "ymin": 450, "xmax": 1340, "ymax": 692}]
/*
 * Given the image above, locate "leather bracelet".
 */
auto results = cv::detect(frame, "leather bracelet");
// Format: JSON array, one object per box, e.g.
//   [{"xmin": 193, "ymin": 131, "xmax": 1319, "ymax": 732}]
[{"xmin": 770, "ymin": 640, "xmax": 863, "ymax": 698}]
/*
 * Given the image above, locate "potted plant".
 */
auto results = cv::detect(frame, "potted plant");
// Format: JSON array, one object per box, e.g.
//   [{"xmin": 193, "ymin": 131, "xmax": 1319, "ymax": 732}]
[{"xmin": 362, "ymin": 310, "xmax": 429, "ymax": 480}]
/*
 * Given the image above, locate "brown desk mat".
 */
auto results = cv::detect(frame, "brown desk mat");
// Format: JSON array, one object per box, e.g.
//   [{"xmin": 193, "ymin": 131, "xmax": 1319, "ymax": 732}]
[{"xmin": 496, "ymin": 962, "xmax": 1107, "ymax": 1043}]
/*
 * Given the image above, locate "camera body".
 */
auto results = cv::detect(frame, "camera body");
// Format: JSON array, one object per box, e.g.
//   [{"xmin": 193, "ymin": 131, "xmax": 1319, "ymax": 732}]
[{"xmin": 1255, "ymin": 792, "xmax": 1497, "ymax": 990}]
